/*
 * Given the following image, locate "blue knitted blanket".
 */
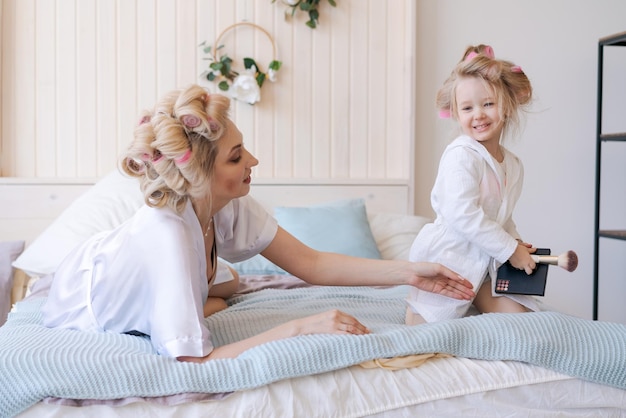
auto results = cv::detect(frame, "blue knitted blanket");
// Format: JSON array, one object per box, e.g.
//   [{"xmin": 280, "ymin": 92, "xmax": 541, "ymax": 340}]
[{"xmin": 1, "ymin": 285, "xmax": 625, "ymax": 417}]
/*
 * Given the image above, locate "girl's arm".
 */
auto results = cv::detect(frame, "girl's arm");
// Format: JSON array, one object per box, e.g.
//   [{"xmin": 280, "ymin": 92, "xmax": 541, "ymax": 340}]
[{"xmin": 260, "ymin": 227, "xmax": 475, "ymax": 300}]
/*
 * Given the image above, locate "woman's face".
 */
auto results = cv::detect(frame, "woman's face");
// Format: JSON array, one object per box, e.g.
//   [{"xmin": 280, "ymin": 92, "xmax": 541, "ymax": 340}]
[{"xmin": 210, "ymin": 119, "xmax": 259, "ymax": 205}]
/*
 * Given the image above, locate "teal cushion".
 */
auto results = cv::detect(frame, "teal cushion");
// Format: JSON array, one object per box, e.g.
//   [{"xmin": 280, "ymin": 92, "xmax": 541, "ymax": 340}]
[{"xmin": 231, "ymin": 198, "xmax": 382, "ymax": 275}]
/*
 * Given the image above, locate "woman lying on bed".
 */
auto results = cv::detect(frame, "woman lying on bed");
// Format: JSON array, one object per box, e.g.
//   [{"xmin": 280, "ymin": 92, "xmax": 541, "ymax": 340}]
[{"xmin": 41, "ymin": 84, "xmax": 475, "ymax": 363}]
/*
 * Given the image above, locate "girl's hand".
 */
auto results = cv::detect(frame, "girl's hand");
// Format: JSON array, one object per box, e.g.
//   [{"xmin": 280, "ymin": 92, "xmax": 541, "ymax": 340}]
[
  {"xmin": 289, "ymin": 310, "xmax": 370, "ymax": 336},
  {"xmin": 508, "ymin": 244, "xmax": 537, "ymax": 274},
  {"xmin": 408, "ymin": 262, "xmax": 475, "ymax": 300}
]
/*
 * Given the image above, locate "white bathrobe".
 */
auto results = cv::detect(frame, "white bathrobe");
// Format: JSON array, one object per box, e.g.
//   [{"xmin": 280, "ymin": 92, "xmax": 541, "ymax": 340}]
[{"xmin": 407, "ymin": 135, "xmax": 540, "ymax": 322}]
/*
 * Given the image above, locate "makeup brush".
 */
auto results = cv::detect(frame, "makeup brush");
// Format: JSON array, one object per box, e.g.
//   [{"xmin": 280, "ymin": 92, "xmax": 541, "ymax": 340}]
[{"xmin": 531, "ymin": 250, "xmax": 578, "ymax": 272}]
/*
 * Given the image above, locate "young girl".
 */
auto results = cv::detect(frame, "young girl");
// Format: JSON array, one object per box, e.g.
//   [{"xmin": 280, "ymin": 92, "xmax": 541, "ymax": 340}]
[{"xmin": 406, "ymin": 44, "xmax": 540, "ymax": 324}]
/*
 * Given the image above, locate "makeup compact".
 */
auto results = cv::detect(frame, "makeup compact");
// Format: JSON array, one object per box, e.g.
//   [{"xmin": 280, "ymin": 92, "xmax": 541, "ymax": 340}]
[{"xmin": 495, "ymin": 248, "xmax": 550, "ymax": 296}]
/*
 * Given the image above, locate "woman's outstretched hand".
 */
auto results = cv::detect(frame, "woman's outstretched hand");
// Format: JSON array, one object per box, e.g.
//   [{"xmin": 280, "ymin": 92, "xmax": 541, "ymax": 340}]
[
  {"xmin": 408, "ymin": 262, "xmax": 475, "ymax": 300},
  {"xmin": 289, "ymin": 309, "xmax": 370, "ymax": 336},
  {"xmin": 179, "ymin": 309, "xmax": 369, "ymax": 363}
]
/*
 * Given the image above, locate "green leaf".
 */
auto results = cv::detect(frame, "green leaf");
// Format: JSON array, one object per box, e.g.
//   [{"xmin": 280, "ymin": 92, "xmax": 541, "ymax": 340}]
[
  {"xmin": 218, "ymin": 81, "xmax": 230, "ymax": 91},
  {"xmin": 309, "ymin": 8, "xmax": 319, "ymax": 21},
  {"xmin": 209, "ymin": 62, "xmax": 223, "ymax": 72},
  {"xmin": 256, "ymin": 72, "xmax": 266, "ymax": 88},
  {"xmin": 207, "ymin": 72, "xmax": 216, "ymax": 81},
  {"xmin": 306, "ymin": 19, "xmax": 317, "ymax": 29},
  {"xmin": 300, "ymin": 2, "xmax": 313, "ymax": 11},
  {"xmin": 328, "ymin": 0, "xmax": 336, "ymax": 7},
  {"xmin": 243, "ymin": 57, "xmax": 259, "ymax": 71},
  {"xmin": 220, "ymin": 57, "xmax": 233, "ymax": 76},
  {"xmin": 269, "ymin": 60, "xmax": 282, "ymax": 71}
]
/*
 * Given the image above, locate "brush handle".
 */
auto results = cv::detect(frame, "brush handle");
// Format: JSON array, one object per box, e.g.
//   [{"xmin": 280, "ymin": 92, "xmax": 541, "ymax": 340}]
[{"xmin": 531, "ymin": 255, "xmax": 558, "ymax": 265}]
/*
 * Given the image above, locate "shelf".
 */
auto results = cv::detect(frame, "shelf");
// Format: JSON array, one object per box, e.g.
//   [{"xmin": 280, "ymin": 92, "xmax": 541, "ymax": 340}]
[
  {"xmin": 600, "ymin": 133, "xmax": 626, "ymax": 142},
  {"xmin": 600, "ymin": 30, "xmax": 626, "ymax": 46},
  {"xmin": 594, "ymin": 30, "xmax": 626, "ymax": 321},
  {"xmin": 599, "ymin": 230, "xmax": 626, "ymax": 240}
]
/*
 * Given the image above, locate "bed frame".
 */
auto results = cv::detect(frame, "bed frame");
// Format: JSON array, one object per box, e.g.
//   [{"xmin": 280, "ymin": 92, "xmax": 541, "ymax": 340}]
[{"xmin": 0, "ymin": 177, "xmax": 412, "ymax": 244}]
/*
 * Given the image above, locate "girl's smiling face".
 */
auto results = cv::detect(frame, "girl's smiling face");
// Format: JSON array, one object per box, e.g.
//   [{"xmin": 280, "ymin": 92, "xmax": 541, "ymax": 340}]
[
  {"xmin": 455, "ymin": 76, "xmax": 504, "ymax": 155},
  {"xmin": 210, "ymin": 119, "xmax": 259, "ymax": 207}
]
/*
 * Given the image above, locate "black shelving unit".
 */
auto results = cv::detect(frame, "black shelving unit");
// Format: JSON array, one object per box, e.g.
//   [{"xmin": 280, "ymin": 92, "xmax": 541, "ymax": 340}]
[{"xmin": 593, "ymin": 30, "xmax": 626, "ymax": 320}]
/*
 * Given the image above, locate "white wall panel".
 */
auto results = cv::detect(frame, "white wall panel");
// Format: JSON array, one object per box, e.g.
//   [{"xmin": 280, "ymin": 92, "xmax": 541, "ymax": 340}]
[
  {"xmin": 76, "ymin": 0, "xmax": 98, "ymax": 178},
  {"xmin": 1, "ymin": 0, "xmax": 415, "ymax": 188}
]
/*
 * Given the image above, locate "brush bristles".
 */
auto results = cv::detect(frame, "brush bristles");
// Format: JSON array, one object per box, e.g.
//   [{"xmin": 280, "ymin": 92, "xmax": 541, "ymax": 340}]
[{"xmin": 557, "ymin": 250, "xmax": 578, "ymax": 272}]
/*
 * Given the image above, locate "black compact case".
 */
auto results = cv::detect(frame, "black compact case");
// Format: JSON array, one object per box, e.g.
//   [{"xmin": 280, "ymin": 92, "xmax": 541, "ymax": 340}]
[{"xmin": 495, "ymin": 248, "xmax": 550, "ymax": 296}]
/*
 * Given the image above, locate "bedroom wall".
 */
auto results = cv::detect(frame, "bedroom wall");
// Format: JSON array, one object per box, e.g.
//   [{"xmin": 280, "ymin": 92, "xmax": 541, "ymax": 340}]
[
  {"xmin": 0, "ymin": 0, "xmax": 415, "ymax": 196},
  {"xmin": 414, "ymin": 0, "xmax": 626, "ymax": 323}
]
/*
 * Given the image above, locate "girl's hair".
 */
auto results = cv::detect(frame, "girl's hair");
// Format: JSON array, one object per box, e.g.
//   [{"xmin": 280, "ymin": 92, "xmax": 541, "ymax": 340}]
[
  {"xmin": 436, "ymin": 44, "xmax": 532, "ymax": 140},
  {"xmin": 120, "ymin": 84, "xmax": 231, "ymax": 213}
]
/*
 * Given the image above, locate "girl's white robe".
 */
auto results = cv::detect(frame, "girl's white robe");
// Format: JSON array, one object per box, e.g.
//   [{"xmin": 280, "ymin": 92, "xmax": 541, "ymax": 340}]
[{"xmin": 407, "ymin": 135, "xmax": 540, "ymax": 322}]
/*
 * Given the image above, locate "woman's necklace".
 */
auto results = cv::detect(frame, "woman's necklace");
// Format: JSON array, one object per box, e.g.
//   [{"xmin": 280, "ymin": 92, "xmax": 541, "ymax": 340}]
[{"xmin": 204, "ymin": 217, "xmax": 214, "ymax": 237}]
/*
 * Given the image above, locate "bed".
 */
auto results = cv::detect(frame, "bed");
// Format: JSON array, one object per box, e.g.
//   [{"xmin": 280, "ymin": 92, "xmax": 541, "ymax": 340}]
[{"xmin": 1, "ymin": 171, "xmax": 625, "ymax": 417}]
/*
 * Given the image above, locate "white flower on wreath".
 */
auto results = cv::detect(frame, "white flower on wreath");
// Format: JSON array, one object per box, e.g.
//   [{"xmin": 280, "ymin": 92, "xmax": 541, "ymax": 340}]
[
  {"xmin": 229, "ymin": 66, "xmax": 262, "ymax": 105},
  {"xmin": 268, "ymin": 67, "xmax": 278, "ymax": 82}
]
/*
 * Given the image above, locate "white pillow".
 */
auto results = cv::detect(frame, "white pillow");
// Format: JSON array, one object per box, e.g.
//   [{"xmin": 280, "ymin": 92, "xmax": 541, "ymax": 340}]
[
  {"xmin": 367, "ymin": 212, "xmax": 431, "ymax": 260},
  {"xmin": 12, "ymin": 171, "xmax": 144, "ymax": 277}
]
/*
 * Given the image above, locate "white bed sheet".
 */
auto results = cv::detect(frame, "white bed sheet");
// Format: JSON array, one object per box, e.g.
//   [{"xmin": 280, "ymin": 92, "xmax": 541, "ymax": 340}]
[{"xmin": 17, "ymin": 356, "xmax": 626, "ymax": 417}]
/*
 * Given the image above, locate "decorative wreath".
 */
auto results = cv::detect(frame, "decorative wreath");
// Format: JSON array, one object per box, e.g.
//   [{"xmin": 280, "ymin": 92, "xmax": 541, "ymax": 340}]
[
  {"xmin": 273, "ymin": 0, "xmax": 337, "ymax": 29},
  {"xmin": 200, "ymin": 22, "xmax": 282, "ymax": 105}
]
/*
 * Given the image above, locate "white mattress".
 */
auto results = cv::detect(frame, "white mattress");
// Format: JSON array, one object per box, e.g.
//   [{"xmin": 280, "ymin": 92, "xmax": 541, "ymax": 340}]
[{"xmin": 18, "ymin": 356, "xmax": 626, "ymax": 417}]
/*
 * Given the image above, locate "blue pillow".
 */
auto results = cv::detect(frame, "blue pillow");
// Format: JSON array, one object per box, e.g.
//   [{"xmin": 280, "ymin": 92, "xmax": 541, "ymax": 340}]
[{"xmin": 231, "ymin": 198, "xmax": 382, "ymax": 275}]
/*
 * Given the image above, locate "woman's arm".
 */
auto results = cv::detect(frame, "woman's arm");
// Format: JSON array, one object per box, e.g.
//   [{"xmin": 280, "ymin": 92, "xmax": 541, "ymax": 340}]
[
  {"xmin": 177, "ymin": 309, "xmax": 369, "ymax": 362},
  {"xmin": 261, "ymin": 227, "xmax": 475, "ymax": 300}
]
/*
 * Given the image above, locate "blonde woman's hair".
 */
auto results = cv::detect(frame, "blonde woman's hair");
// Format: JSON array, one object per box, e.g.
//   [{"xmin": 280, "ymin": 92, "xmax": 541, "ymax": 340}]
[
  {"xmin": 121, "ymin": 84, "xmax": 231, "ymax": 213},
  {"xmin": 436, "ymin": 44, "xmax": 532, "ymax": 141}
]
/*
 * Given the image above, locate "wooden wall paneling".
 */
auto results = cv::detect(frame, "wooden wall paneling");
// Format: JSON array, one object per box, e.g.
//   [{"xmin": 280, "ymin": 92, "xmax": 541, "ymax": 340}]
[
  {"xmin": 76, "ymin": 0, "xmax": 98, "ymax": 178},
  {"xmin": 57, "ymin": 0, "xmax": 78, "ymax": 178},
  {"xmin": 311, "ymin": 12, "xmax": 332, "ymax": 179},
  {"xmin": 403, "ymin": 0, "xmax": 416, "ymax": 209},
  {"xmin": 196, "ymin": 0, "xmax": 212, "ymax": 86},
  {"xmin": 329, "ymin": 0, "xmax": 351, "ymax": 179},
  {"xmin": 95, "ymin": 0, "xmax": 118, "ymax": 177},
  {"xmin": 0, "ymin": 0, "xmax": 9, "ymax": 176},
  {"xmin": 291, "ymin": 18, "xmax": 313, "ymax": 178},
  {"xmin": 176, "ymin": 0, "xmax": 198, "ymax": 87},
  {"xmin": 367, "ymin": 0, "xmax": 387, "ymax": 179},
  {"xmin": 156, "ymin": 0, "xmax": 177, "ymax": 93},
  {"xmin": 117, "ymin": 0, "xmax": 138, "ymax": 163},
  {"xmin": 348, "ymin": 1, "xmax": 368, "ymax": 178},
  {"xmin": 272, "ymin": 7, "xmax": 294, "ymax": 179},
  {"xmin": 14, "ymin": 0, "xmax": 37, "ymax": 177},
  {"xmin": 35, "ymin": 0, "xmax": 57, "ymax": 177},
  {"xmin": 252, "ymin": 2, "xmax": 279, "ymax": 179},
  {"xmin": 0, "ymin": 0, "xmax": 10, "ymax": 177},
  {"xmin": 136, "ymin": 0, "xmax": 158, "ymax": 117},
  {"xmin": 1, "ymin": 0, "xmax": 416, "ymax": 198},
  {"xmin": 380, "ymin": 1, "xmax": 413, "ymax": 178}
]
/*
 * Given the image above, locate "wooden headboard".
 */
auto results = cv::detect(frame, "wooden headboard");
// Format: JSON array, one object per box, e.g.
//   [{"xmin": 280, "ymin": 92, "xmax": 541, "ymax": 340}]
[{"xmin": 0, "ymin": 177, "xmax": 412, "ymax": 246}]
